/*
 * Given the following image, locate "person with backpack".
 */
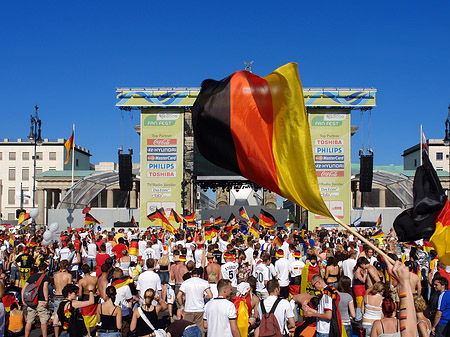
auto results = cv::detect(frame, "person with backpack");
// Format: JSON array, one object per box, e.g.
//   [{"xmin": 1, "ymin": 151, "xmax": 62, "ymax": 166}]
[
  {"xmin": 203, "ymin": 279, "xmax": 240, "ymax": 337},
  {"xmin": 256, "ymin": 279, "xmax": 295, "ymax": 337},
  {"xmin": 21, "ymin": 262, "xmax": 50, "ymax": 337}
]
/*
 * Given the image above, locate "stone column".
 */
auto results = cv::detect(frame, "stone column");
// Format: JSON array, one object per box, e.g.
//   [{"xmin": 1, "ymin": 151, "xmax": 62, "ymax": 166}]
[
  {"xmin": 107, "ymin": 189, "xmax": 114, "ymax": 208},
  {"xmin": 36, "ymin": 188, "xmax": 45, "ymax": 225},
  {"xmin": 216, "ymin": 187, "xmax": 229, "ymax": 207},
  {"xmin": 130, "ymin": 186, "xmax": 137, "ymax": 208},
  {"xmin": 379, "ymin": 188, "xmax": 386, "ymax": 208},
  {"xmin": 263, "ymin": 190, "xmax": 277, "ymax": 209},
  {"xmin": 356, "ymin": 190, "xmax": 362, "ymax": 208}
]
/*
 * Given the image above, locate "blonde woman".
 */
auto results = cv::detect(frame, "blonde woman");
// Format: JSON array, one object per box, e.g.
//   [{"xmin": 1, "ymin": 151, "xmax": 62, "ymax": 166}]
[
  {"xmin": 362, "ymin": 281, "xmax": 385, "ymax": 337},
  {"xmin": 116, "ymin": 249, "xmax": 131, "ymax": 276},
  {"xmin": 130, "ymin": 288, "xmax": 167, "ymax": 337},
  {"xmin": 158, "ymin": 252, "xmax": 171, "ymax": 301},
  {"xmin": 415, "ymin": 295, "xmax": 431, "ymax": 337}
]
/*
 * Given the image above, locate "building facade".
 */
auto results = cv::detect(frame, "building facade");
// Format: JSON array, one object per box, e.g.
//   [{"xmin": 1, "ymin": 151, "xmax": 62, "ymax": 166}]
[{"xmin": 0, "ymin": 138, "xmax": 91, "ymax": 221}]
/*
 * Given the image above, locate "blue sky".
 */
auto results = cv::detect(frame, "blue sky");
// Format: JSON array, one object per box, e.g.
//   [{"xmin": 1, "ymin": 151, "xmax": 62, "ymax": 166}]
[{"xmin": 1, "ymin": 1, "xmax": 449, "ymax": 167}]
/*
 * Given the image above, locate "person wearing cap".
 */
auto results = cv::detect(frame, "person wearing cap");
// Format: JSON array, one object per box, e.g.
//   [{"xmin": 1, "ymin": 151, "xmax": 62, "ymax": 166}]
[
  {"xmin": 289, "ymin": 250, "xmax": 304, "ymax": 297},
  {"xmin": 275, "ymin": 249, "xmax": 290, "ymax": 299},
  {"xmin": 221, "ymin": 252, "xmax": 239, "ymax": 297},
  {"xmin": 178, "ymin": 268, "xmax": 212, "ymax": 337}
]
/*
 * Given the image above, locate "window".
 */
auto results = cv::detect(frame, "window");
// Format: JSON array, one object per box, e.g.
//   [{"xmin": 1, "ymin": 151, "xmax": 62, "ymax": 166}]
[
  {"xmin": 49, "ymin": 152, "xmax": 56, "ymax": 160},
  {"xmin": 76, "ymin": 159, "xmax": 79, "ymax": 167},
  {"xmin": 8, "ymin": 189, "xmax": 15, "ymax": 205},
  {"xmin": 9, "ymin": 152, "xmax": 15, "ymax": 160},
  {"xmin": 437, "ymin": 152, "xmax": 444, "ymax": 160},
  {"xmin": 8, "ymin": 168, "xmax": 15, "ymax": 181},
  {"xmin": 7, "ymin": 213, "xmax": 15, "ymax": 220},
  {"xmin": 49, "ymin": 167, "xmax": 56, "ymax": 171},
  {"xmin": 414, "ymin": 159, "xmax": 417, "ymax": 167},
  {"xmin": 36, "ymin": 152, "xmax": 43, "ymax": 160},
  {"xmin": 0, "ymin": 152, "xmax": 2, "ymax": 160},
  {"xmin": 22, "ymin": 168, "xmax": 29, "ymax": 181},
  {"xmin": 36, "ymin": 167, "xmax": 43, "ymax": 175},
  {"xmin": 22, "ymin": 152, "xmax": 29, "ymax": 160}
]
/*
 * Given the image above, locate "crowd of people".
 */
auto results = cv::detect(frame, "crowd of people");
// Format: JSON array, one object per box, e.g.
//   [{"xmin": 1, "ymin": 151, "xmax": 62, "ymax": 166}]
[{"xmin": 0, "ymin": 223, "xmax": 445, "ymax": 337}]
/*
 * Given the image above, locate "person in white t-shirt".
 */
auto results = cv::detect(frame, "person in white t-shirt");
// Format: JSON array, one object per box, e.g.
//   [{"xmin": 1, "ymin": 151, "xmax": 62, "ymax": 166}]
[
  {"xmin": 136, "ymin": 258, "xmax": 162, "ymax": 303},
  {"xmin": 142, "ymin": 242, "xmax": 155, "ymax": 264},
  {"xmin": 274, "ymin": 249, "xmax": 291, "ymax": 299},
  {"xmin": 244, "ymin": 241, "xmax": 254, "ymax": 265},
  {"xmin": 221, "ymin": 252, "xmax": 239, "ymax": 294},
  {"xmin": 303, "ymin": 274, "xmax": 333, "ymax": 337},
  {"xmin": 138, "ymin": 235, "xmax": 147, "ymax": 260},
  {"xmin": 341, "ymin": 249, "xmax": 358, "ymax": 281},
  {"xmin": 256, "ymin": 279, "xmax": 295, "ymax": 336},
  {"xmin": 253, "ymin": 252, "xmax": 271, "ymax": 300},
  {"xmin": 110, "ymin": 268, "xmax": 133, "ymax": 335},
  {"xmin": 177, "ymin": 268, "xmax": 212, "ymax": 337},
  {"xmin": 203, "ymin": 279, "xmax": 240, "ymax": 337}
]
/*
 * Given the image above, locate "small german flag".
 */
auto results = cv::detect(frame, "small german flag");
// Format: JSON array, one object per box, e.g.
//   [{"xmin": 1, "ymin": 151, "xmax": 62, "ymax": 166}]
[
  {"xmin": 372, "ymin": 229, "xmax": 385, "ymax": 239},
  {"xmin": 85, "ymin": 213, "xmax": 102, "ymax": 226},
  {"xmin": 205, "ymin": 230, "xmax": 213, "ymax": 241},
  {"xmin": 239, "ymin": 207, "xmax": 249, "ymax": 220},
  {"xmin": 284, "ymin": 221, "xmax": 292, "ymax": 228},
  {"xmin": 423, "ymin": 241, "xmax": 434, "ymax": 253},
  {"xmin": 111, "ymin": 276, "xmax": 134, "ymax": 290},
  {"xmin": 274, "ymin": 236, "xmax": 283, "ymax": 247},
  {"xmin": 215, "ymin": 216, "xmax": 223, "ymax": 225},
  {"xmin": 250, "ymin": 215, "xmax": 259, "ymax": 225},
  {"xmin": 226, "ymin": 213, "xmax": 236, "ymax": 225},
  {"xmin": 186, "ymin": 222, "xmax": 197, "ymax": 229},
  {"xmin": 169, "ymin": 209, "xmax": 184, "ymax": 223},
  {"xmin": 375, "ymin": 214, "xmax": 382, "ymax": 227},
  {"xmin": 249, "ymin": 225, "xmax": 259, "ymax": 239},
  {"xmin": 129, "ymin": 239, "xmax": 139, "ymax": 256},
  {"xmin": 18, "ymin": 211, "xmax": 30, "ymax": 225},
  {"xmin": 260, "ymin": 210, "xmax": 276, "ymax": 229},
  {"xmin": 183, "ymin": 212, "xmax": 196, "ymax": 222},
  {"xmin": 131, "ymin": 216, "xmax": 137, "ymax": 227}
]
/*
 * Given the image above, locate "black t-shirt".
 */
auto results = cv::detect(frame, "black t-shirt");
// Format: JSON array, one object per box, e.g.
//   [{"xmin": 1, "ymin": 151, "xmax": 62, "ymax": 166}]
[
  {"xmin": 213, "ymin": 249, "xmax": 222, "ymax": 265},
  {"xmin": 16, "ymin": 254, "xmax": 34, "ymax": 268},
  {"xmin": 166, "ymin": 320, "xmax": 195, "ymax": 337},
  {"xmin": 26, "ymin": 272, "xmax": 50, "ymax": 301}
]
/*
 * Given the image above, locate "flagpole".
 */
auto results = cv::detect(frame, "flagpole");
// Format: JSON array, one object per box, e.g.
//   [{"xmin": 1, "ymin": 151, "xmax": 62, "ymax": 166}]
[
  {"xmin": 71, "ymin": 123, "xmax": 75, "ymax": 208},
  {"xmin": 420, "ymin": 124, "xmax": 423, "ymax": 166},
  {"xmin": 334, "ymin": 217, "xmax": 395, "ymax": 265}
]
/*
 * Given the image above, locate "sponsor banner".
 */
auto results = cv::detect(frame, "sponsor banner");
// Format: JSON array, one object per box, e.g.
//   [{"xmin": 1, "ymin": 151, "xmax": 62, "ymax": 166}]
[
  {"xmin": 148, "ymin": 163, "xmax": 176, "ymax": 170},
  {"xmin": 315, "ymin": 163, "xmax": 345, "ymax": 170},
  {"xmin": 309, "ymin": 109, "xmax": 351, "ymax": 228},
  {"xmin": 147, "ymin": 147, "xmax": 177, "ymax": 153},
  {"xmin": 315, "ymin": 155, "xmax": 344, "ymax": 162},
  {"xmin": 147, "ymin": 139, "xmax": 177, "ymax": 146},
  {"xmin": 147, "ymin": 155, "xmax": 177, "ymax": 161},
  {"xmin": 141, "ymin": 109, "xmax": 183, "ymax": 228}
]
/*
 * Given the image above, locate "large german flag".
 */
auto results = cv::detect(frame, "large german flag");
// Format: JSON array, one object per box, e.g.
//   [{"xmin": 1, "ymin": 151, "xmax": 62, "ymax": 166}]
[
  {"xmin": 260, "ymin": 209, "xmax": 276, "ymax": 229},
  {"xmin": 148, "ymin": 209, "xmax": 177, "ymax": 234},
  {"xmin": 249, "ymin": 225, "xmax": 259, "ymax": 239},
  {"xmin": 129, "ymin": 238, "xmax": 139, "ymax": 256},
  {"xmin": 250, "ymin": 215, "xmax": 259, "ymax": 225},
  {"xmin": 192, "ymin": 63, "xmax": 332, "ymax": 219}
]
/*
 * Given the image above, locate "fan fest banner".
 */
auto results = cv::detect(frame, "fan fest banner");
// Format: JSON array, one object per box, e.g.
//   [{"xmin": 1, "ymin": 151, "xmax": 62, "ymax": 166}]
[
  {"xmin": 140, "ymin": 109, "xmax": 184, "ymax": 228},
  {"xmin": 308, "ymin": 109, "xmax": 351, "ymax": 229}
]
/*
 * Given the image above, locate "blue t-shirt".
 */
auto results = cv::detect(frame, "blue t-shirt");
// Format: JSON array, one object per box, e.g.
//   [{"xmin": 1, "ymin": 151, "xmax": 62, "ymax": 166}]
[{"xmin": 438, "ymin": 290, "xmax": 450, "ymax": 326}]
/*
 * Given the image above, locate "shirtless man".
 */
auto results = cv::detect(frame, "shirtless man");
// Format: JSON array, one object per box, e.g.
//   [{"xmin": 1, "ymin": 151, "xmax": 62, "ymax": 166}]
[
  {"xmin": 53, "ymin": 260, "xmax": 72, "ymax": 337},
  {"xmin": 169, "ymin": 257, "xmax": 188, "ymax": 319},
  {"xmin": 205, "ymin": 253, "xmax": 222, "ymax": 282},
  {"xmin": 98, "ymin": 263, "xmax": 112, "ymax": 301},
  {"xmin": 78, "ymin": 264, "xmax": 98, "ymax": 337}
]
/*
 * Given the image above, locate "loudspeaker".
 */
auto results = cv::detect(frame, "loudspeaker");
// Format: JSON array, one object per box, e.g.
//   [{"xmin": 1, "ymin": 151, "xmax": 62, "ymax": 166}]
[
  {"xmin": 119, "ymin": 154, "xmax": 133, "ymax": 191},
  {"xmin": 360, "ymin": 155, "xmax": 373, "ymax": 192}
]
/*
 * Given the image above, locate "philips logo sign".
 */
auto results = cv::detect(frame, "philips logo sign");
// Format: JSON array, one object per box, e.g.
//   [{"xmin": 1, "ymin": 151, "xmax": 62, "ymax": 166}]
[
  {"xmin": 148, "ymin": 163, "xmax": 176, "ymax": 170},
  {"xmin": 315, "ymin": 147, "xmax": 344, "ymax": 154}
]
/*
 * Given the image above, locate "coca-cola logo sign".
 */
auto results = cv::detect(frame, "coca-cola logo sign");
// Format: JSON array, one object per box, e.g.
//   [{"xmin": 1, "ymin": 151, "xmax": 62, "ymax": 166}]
[
  {"xmin": 147, "ymin": 139, "xmax": 177, "ymax": 146},
  {"xmin": 316, "ymin": 170, "xmax": 345, "ymax": 177}
]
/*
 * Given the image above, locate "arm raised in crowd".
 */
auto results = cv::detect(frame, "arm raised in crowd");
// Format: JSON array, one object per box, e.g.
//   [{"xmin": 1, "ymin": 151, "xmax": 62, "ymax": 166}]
[{"xmin": 386, "ymin": 260, "xmax": 417, "ymax": 337}]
